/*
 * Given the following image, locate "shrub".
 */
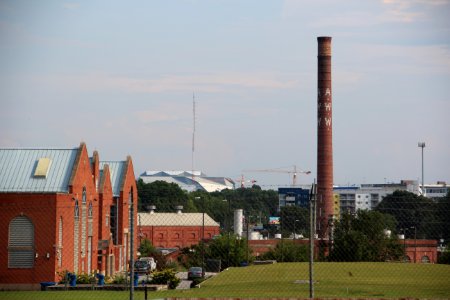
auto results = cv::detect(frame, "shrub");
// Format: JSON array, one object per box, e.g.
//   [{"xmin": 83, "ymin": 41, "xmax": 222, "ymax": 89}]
[
  {"xmin": 150, "ymin": 269, "xmax": 181, "ymax": 289},
  {"xmin": 165, "ymin": 260, "xmax": 179, "ymax": 271},
  {"xmin": 56, "ymin": 270, "xmax": 69, "ymax": 284},
  {"xmin": 76, "ymin": 273, "xmax": 95, "ymax": 284},
  {"xmin": 112, "ymin": 274, "xmax": 126, "ymax": 284}
]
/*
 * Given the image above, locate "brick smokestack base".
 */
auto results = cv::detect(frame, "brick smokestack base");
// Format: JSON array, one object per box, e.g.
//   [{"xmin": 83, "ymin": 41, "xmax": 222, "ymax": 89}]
[{"xmin": 316, "ymin": 36, "xmax": 334, "ymax": 239}]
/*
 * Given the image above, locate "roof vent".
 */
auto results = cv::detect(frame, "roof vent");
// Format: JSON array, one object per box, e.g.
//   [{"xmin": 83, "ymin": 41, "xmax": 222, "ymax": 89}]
[
  {"xmin": 146, "ymin": 205, "xmax": 156, "ymax": 214},
  {"xmin": 175, "ymin": 205, "xmax": 183, "ymax": 214},
  {"xmin": 34, "ymin": 158, "xmax": 52, "ymax": 178}
]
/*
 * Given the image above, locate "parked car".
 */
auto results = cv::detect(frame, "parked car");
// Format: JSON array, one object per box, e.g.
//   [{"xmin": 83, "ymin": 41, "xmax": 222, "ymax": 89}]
[
  {"xmin": 139, "ymin": 257, "xmax": 157, "ymax": 272},
  {"xmin": 187, "ymin": 267, "xmax": 203, "ymax": 280},
  {"xmin": 134, "ymin": 260, "xmax": 151, "ymax": 274}
]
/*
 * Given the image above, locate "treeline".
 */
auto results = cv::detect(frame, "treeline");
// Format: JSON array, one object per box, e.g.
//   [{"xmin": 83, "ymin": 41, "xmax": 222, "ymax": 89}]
[
  {"xmin": 137, "ymin": 179, "xmax": 279, "ymax": 228},
  {"xmin": 137, "ymin": 180, "xmax": 450, "ymax": 241}
]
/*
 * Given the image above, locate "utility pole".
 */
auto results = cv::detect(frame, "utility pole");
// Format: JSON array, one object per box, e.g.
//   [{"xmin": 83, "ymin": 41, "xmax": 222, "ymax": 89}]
[
  {"xmin": 309, "ymin": 181, "xmax": 316, "ymax": 299},
  {"xmin": 129, "ymin": 190, "xmax": 134, "ymax": 300},
  {"xmin": 418, "ymin": 142, "xmax": 425, "ymax": 195}
]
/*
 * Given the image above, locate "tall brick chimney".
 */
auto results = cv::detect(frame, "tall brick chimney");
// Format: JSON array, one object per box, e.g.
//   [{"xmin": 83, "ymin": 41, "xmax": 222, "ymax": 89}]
[{"xmin": 316, "ymin": 36, "xmax": 334, "ymax": 239}]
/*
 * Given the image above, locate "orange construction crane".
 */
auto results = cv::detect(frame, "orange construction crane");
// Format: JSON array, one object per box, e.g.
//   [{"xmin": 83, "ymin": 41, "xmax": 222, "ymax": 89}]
[
  {"xmin": 242, "ymin": 165, "xmax": 311, "ymax": 186},
  {"xmin": 234, "ymin": 174, "xmax": 257, "ymax": 188}
]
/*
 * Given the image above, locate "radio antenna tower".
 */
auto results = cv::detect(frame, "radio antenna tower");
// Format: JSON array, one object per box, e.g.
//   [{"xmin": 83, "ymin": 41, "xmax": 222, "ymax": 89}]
[{"xmin": 192, "ymin": 92, "xmax": 196, "ymax": 182}]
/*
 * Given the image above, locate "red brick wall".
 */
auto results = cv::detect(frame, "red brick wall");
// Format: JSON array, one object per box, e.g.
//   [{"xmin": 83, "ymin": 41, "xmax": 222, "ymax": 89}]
[
  {"xmin": 139, "ymin": 225, "xmax": 220, "ymax": 248},
  {"xmin": 403, "ymin": 239, "xmax": 438, "ymax": 263},
  {"xmin": 0, "ymin": 194, "xmax": 58, "ymax": 284}
]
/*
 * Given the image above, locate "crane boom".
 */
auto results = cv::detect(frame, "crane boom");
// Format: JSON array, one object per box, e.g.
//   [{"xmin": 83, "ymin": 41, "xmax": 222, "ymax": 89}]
[{"xmin": 242, "ymin": 165, "xmax": 311, "ymax": 186}]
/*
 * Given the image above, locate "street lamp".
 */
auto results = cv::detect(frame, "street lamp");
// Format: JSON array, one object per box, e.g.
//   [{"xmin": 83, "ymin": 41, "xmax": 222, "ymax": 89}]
[
  {"xmin": 195, "ymin": 196, "xmax": 205, "ymax": 277},
  {"xmin": 418, "ymin": 142, "xmax": 425, "ymax": 195},
  {"xmin": 411, "ymin": 226, "xmax": 417, "ymax": 263},
  {"xmin": 293, "ymin": 219, "xmax": 300, "ymax": 243},
  {"xmin": 402, "ymin": 228, "xmax": 409, "ymax": 262},
  {"xmin": 222, "ymin": 198, "xmax": 232, "ymax": 268}
]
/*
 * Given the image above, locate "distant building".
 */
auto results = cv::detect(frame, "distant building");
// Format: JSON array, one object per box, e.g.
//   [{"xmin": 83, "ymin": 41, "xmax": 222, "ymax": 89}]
[
  {"xmin": 140, "ymin": 170, "xmax": 235, "ymax": 192},
  {"xmin": 138, "ymin": 206, "xmax": 220, "ymax": 249},
  {"xmin": 334, "ymin": 180, "xmax": 422, "ymax": 216},
  {"xmin": 0, "ymin": 143, "xmax": 137, "ymax": 290},
  {"xmin": 422, "ymin": 182, "xmax": 448, "ymax": 199},
  {"xmin": 278, "ymin": 187, "xmax": 309, "ymax": 211},
  {"xmin": 281, "ymin": 180, "xmax": 446, "ymax": 217}
]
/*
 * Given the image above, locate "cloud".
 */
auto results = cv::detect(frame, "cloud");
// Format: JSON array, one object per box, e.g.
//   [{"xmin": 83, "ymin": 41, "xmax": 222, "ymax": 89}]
[
  {"xmin": 381, "ymin": 0, "xmax": 450, "ymax": 23},
  {"xmin": 352, "ymin": 43, "xmax": 450, "ymax": 74},
  {"xmin": 36, "ymin": 72, "xmax": 301, "ymax": 94},
  {"xmin": 63, "ymin": 2, "xmax": 80, "ymax": 10}
]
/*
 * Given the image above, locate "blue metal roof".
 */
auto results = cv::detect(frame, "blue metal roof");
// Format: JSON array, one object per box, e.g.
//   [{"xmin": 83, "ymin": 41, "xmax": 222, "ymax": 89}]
[
  {"xmin": 99, "ymin": 161, "xmax": 125, "ymax": 197},
  {"xmin": 0, "ymin": 148, "xmax": 78, "ymax": 193}
]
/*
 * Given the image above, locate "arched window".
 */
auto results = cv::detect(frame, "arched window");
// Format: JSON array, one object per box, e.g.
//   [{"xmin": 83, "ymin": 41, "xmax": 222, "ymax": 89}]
[
  {"xmin": 9, "ymin": 216, "xmax": 34, "ymax": 268},
  {"xmin": 74, "ymin": 200, "xmax": 79, "ymax": 219},
  {"xmin": 74, "ymin": 199, "xmax": 80, "ymax": 273},
  {"xmin": 421, "ymin": 256, "xmax": 430, "ymax": 263},
  {"xmin": 82, "ymin": 187, "xmax": 87, "ymax": 204},
  {"xmin": 81, "ymin": 187, "xmax": 87, "ymax": 262},
  {"xmin": 88, "ymin": 202, "xmax": 93, "ymax": 218},
  {"xmin": 58, "ymin": 217, "xmax": 63, "ymax": 267}
]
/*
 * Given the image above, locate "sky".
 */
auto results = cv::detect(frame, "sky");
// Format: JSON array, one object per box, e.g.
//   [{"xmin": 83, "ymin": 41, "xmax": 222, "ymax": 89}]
[{"xmin": 1, "ymin": 0, "xmax": 449, "ymax": 189}]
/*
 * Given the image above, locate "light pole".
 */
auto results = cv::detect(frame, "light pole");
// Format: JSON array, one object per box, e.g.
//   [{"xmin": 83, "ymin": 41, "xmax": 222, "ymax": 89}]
[
  {"xmin": 411, "ymin": 226, "xmax": 417, "ymax": 263},
  {"xmin": 293, "ymin": 219, "xmax": 299, "ymax": 243},
  {"xmin": 418, "ymin": 142, "xmax": 425, "ymax": 195},
  {"xmin": 195, "ymin": 196, "xmax": 205, "ymax": 277},
  {"xmin": 402, "ymin": 228, "xmax": 408, "ymax": 262}
]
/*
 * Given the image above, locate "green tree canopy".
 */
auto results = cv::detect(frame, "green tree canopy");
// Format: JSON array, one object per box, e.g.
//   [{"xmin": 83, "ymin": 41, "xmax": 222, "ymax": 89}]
[
  {"xmin": 375, "ymin": 190, "xmax": 438, "ymax": 239},
  {"xmin": 329, "ymin": 210, "xmax": 403, "ymax": 262}
]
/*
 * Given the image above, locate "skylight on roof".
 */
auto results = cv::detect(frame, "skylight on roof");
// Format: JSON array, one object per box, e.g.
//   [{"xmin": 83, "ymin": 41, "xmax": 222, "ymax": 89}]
[{"xmin": 34, "ymin": 158, "xmax": 52, "ymax": 178}]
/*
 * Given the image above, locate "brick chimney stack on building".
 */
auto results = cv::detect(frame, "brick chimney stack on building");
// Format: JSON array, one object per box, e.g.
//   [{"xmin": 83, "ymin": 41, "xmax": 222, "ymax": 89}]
[{"xmin": 316, "ymin": 36, "xmax": 334, "ymax": 239}]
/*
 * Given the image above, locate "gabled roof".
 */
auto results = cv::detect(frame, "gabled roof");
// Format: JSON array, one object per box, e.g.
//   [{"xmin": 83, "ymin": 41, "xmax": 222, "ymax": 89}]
[
  {"xmin": 99, "ymin": 161, "xmax": 126, "ymax": 197},
  {"xmin": 138, "ymin": 212, "xmax": 220, "ymax": 227},
  {"xmin": 0, "ymin": 148, "xmax": 78, "ymax": 193}
]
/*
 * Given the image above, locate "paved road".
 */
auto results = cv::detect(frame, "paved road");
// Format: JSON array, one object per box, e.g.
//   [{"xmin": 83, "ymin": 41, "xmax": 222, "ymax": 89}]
[{"xmin": 176, "ymin": 272, "xmax": 218, "ymax": 290}]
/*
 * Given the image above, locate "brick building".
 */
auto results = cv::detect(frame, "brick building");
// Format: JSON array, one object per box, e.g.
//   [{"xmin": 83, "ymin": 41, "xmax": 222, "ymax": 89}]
[
  {"xmin": 138, "ymin": 207, "xmax": 220, "ymax": 249},
  {"xmin": 249, "ymin": 238, "xmax": 438, "ymax": 263},
  {"xmin": 0, "ymin": 143, "xmax": 137, "ymax": 290}
]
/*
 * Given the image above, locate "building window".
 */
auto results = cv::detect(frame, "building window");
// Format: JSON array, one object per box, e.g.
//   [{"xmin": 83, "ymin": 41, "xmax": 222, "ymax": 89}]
[
  {"xmin": 81, "ymin": 187, "xmax": 87, "ymax": 260},
  {"xmin": 75, "ymin": 200, "xmax": 79, "ymax": 219},
  {"xmin": 88, "ymin": 202, "xmax": 93, "ymax": 218},
  {"xmin": 74, "ymin": 199, "xmax": 79, "ymax": 273},
  {"xmin": 58, "ymin": 217, "xmax": 63, "ymax": 267},
  {"xmin": 110, "ymin": 204, "xmax": 117, "ymax": 244},
  {"xmin": 8, "ymin": 216, "xmax": 34, "ymax": 268},
  {"xmin": 174, "ymin": 233, "xmax": 180, "ymax": 239},
  {"xmin": 158, "ymin": 233, "xmax": 164, "ymax": 239},
  {"xmin": 421, "ymin": 256, "xmax": 430, "ymax": 263}
]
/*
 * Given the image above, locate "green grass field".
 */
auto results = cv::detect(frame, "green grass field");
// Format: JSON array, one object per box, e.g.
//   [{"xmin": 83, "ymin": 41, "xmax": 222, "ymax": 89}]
[{"xmin": 1, "ymin": 262, "xmax": 449, "ymax": 299}]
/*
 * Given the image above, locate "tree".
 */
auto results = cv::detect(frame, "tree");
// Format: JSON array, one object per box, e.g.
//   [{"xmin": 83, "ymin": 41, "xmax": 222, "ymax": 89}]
[
  {"xmin": 260, "ymin": 240, "xmax": 308, "ymax": 262},
  {"xmin": 329, "ymin": 210, "xmax": 403, "ymax": 262},
  {"xmin": 138, "ymin": 238, "xmax": 156, "ymax": 257},
  {"xmin": 279, "ymin": 206, "xmax": 309, "ymax": 238},
  {"xmin": 375, "ymin": 190, "xmax": 438, "ymax": 239},
  {"xmin": 137, "ymin": 179, "xmax": 188, "ymax": 212},
  {"xmin": 436, "ymin": 191, "xmax": 450, "ymax": 241},
  {"xmin": 179, "ymin": 234, "xmax": 249, "ymax": 270}
]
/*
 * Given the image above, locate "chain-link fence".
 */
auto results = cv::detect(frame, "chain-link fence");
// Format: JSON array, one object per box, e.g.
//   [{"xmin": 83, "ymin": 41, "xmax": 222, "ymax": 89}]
[{"xmin": 1, "ymin": 185, "xmax": 449, "ymax": 299}]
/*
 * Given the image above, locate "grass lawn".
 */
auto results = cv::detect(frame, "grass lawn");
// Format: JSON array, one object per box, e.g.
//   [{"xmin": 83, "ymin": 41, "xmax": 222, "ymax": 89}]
[{"xmin": 1, "ymin": 262, "xmax": 449, "ymax": 299}]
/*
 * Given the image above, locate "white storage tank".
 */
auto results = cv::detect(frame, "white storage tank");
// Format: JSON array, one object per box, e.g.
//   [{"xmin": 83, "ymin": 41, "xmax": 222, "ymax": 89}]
[
  {"xmin": 234, "ymin": 209, "xmax": 243, "ymax": 237},
  {"xmin": 250, "ymin": 231, "xmax": 261, "ymax": 240},
  {"xmin": 275, "ymin": 233, "xmax": 282, "ymax": 239}
]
